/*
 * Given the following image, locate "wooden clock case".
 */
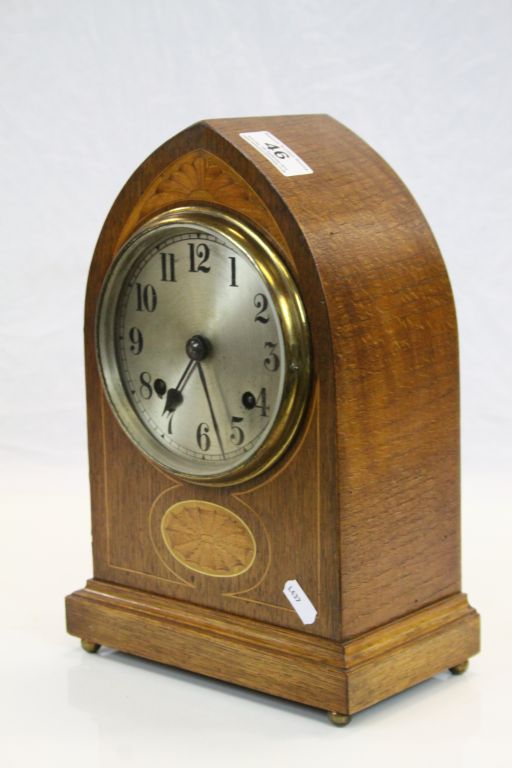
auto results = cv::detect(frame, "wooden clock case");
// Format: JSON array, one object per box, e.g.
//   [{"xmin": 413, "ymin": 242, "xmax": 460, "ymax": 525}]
[{"xmin": 66, "ymin": 114, "xmax": 480, "ymax": 722}]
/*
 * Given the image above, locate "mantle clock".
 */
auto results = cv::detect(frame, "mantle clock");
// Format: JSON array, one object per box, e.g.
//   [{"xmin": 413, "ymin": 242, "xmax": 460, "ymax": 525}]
[{"xmin": 66, "ymin": 114, "xmax": 480, "ymax": 725}]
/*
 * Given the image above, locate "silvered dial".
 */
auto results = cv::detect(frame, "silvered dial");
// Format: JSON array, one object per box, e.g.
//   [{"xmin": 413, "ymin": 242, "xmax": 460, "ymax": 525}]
[{"xmin": 97, "ymin": 207, "xmax": 310, "ymax": 484}]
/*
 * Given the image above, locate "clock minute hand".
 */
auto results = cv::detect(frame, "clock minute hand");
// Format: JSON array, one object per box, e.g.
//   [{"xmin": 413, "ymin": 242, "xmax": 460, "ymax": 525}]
[{"xmin": 197, "ymin": 361, "xmax": 226, "ymax": 459}]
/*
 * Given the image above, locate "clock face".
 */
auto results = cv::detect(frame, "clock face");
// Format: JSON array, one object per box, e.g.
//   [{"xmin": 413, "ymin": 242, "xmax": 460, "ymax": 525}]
[{"xmin": 96, "ymin": 207, "xmax": 310, "ymax": 484}]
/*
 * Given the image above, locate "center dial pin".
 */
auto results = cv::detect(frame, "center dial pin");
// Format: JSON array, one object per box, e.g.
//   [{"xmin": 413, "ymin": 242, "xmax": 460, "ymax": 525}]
[{"xmin": 186, "ymin": 334, "xmax": 211, "ymax": 361}]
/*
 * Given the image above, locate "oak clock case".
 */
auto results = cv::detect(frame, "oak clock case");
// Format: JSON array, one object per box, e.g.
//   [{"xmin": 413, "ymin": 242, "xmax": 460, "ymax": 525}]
[{"xmin": 66, "ymin": 115, "xmax": 480, "ymax": 726}]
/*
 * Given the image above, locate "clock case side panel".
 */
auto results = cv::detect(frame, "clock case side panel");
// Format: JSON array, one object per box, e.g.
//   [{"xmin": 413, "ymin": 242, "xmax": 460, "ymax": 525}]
[
  {"xmin": 80, "ymin": 121, "xmax": 342, "ymax": 640},
  {"xmin": 205, "ymin": 115, "xmax": 468, "ymax": 641}
]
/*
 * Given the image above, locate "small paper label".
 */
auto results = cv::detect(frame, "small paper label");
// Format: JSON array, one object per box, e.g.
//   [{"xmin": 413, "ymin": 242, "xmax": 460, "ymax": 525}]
[
  {"xmin": 283, "ymin": 579, "xmax": 317, "ymax": 625},
  {"xmin": 240, "ymin": 131, "xmax": 313, "ymax": 177}
]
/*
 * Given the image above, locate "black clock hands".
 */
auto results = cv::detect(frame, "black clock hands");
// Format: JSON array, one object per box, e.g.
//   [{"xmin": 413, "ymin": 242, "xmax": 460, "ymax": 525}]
[
  {"xmin": 162, "ymin": 345, "xmax": 204, "ymax": 433},
  {"xmin": 197, "ymin": 361, "xmax": 226, "ymax": 459},
  {"xmin": 162, "ymin": 335, "xmax": 210, "ymax": 425},
  {"xmin": 162, "ymin": 335, "xmax": 226, "ymax": 450},
  {"xmin": 162, "ymin": 357, "xmax": 196, "ymax": 423},
  {"xmin": 163, "ymin": 352, "xmax": 202, "ymax": 416},
  {"xmin": 186, "ymin": 335, "xmax": 226, "ymax": 458}
]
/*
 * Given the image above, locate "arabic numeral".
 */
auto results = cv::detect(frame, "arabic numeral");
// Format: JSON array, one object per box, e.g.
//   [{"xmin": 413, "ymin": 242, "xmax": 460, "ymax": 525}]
[
  {"xmin": 189, "ymin": 243, "xmax": 210, "ymax": 273},
  {"xmin": 228, "ymin": 256, "xmax": 238, "ymax": 287},
  {"xmin": 255, "ymin": 387, "xmax": 269, "ymax": 417},
  {"xmin": 263, "ymin": 341, "xmax": 279, "ymax": 371},
  {"xmin": 265, "ymin": 142, "xmax": 289, "ymax": 161},
  {"xmin": 128, "ymin": 327, "xmax": 143, "ymax": 355},
  {"xmin": 139, "ymin": 371, "xmax": 152, "ymax": 399},
  {"xmin": 254, "ymin": 293, "xmax": 269, "ymax": 323},
  {"xmin": 196, "ymin": 422, "xmax": 211, "ymax": 451},
  {"xmin": 135, "ymin": 283, "xmax": 157, "ymax": 312},
  {"xmin": 229, "ymin": 416, "xmax": 244, "ymax": 446},
  {"xmin": 160, "ymin": 252, "xmax": 176, "ymax": 282}
]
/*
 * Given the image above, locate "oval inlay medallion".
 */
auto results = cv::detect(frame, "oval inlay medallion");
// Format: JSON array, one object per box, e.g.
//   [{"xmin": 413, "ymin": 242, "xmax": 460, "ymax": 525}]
[{"xmin": 160, "ymin": 500, "xmax": 257, "ymax": 578}]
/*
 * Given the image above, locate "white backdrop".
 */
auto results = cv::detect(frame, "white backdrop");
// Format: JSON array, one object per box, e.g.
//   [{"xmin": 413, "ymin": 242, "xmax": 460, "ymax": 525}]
[{"xmin": 1, "ymin": 1, "xmax": 510, "ymax": 766}]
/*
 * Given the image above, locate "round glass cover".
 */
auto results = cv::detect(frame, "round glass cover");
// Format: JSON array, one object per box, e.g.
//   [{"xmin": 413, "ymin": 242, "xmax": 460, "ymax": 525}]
[{"xmin": 96, "ymin": 206, "xmax": 310, "ymax": 484}]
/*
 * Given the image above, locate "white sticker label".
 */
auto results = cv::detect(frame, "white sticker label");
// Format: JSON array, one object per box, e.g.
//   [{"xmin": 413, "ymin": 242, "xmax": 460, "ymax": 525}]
[
  {"xmin": 240, "ymin": 131, "xmax": 313, "ymax": 177},
  {"xmin": 283, "ymin": 579, "xmax": 317, "ymax": 625}
]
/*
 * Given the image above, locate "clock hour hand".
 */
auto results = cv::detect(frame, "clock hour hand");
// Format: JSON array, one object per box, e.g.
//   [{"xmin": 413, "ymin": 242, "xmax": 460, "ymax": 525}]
[
  {"xmin": 162, "ymin": 386, "xmax": 185, "ymax": 417},
  {"xmin": 162, "ymin": 358, "xmax": 195, "ymax": 417}
]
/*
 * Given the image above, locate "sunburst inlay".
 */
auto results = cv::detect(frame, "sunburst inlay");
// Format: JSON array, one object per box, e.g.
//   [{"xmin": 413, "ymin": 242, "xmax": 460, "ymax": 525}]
[{"xmin": 161, "ymin": 501, "xmax": 257, "ymax": 578}]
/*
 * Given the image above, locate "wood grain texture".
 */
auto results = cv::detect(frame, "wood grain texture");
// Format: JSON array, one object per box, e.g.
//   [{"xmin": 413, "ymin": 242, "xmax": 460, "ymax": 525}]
[
  {"xmin": 66, "ymin": 580, "xmax": 479, "ymax": 715},
  {"xmin": 205, "ymin": 115, "xmax": 461, "ymax": 639},
  {"xmin": 82, "ymin": 129, "xmax": 340, "ymax": 638},
  {"xmin": 67, "ymin": 114, "xmax": 480, "ymax": 716}
]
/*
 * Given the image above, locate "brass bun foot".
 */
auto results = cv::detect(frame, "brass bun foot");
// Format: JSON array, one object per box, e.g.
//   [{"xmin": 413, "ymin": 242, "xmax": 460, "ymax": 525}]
[
  {"xmin": 81, "ymin": 639, "xmax": 101, "ymax": 654},
  {"xmin": 328, "ymin": 711, "xmax": 352, "ymax": 727},
  {"xmin": 449, "ymin": 660, "xmax": 469, "ymax": 675}
]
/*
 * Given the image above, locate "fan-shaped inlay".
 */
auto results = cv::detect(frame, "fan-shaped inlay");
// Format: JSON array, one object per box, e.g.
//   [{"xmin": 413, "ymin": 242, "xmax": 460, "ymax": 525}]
[{"xmin": 160, "ymin": 500, "xmax": 257, "ymax": 578}]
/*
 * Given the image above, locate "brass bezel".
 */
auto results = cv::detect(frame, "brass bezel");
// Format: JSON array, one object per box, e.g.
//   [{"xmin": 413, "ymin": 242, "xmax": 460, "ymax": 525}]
[{"xmin": 96, "ymin": 205, "xmax": 311, "ymax": 486}]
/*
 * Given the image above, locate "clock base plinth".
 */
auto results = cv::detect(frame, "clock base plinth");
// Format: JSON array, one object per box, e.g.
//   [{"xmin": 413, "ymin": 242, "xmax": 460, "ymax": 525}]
[{"xmin": 66, "ymin": 580, "xmax": 480, "ymax": 718}]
